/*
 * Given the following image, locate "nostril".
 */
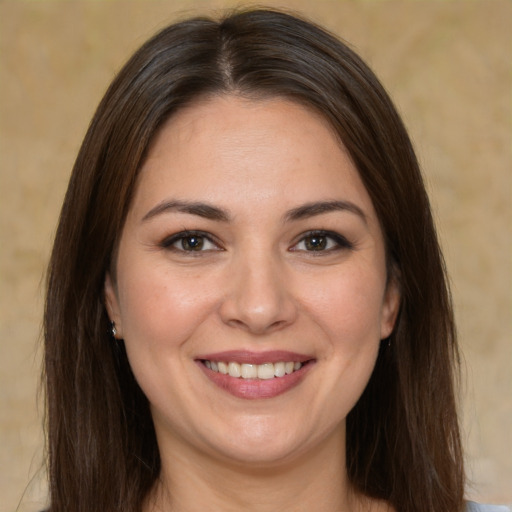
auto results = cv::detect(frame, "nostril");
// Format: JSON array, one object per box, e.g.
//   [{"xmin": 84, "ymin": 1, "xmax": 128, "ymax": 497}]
[
  {"xmin": 227, "ymin": 319, "xmax": 249, "ymax": 329},
  {"xmin": 225, "ymin": 317, "xmax": 292, "ymax": 335}
]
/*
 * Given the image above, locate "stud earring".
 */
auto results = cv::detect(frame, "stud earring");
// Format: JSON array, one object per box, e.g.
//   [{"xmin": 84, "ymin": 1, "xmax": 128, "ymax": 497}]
[{"xmin": 110, "ymin": 321, "xmax": 117, "ymax": 338}]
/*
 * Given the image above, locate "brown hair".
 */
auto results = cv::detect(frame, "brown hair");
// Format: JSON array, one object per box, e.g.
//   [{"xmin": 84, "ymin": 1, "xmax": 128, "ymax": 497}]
[{"xmin": 44, "ymin": 8, "xmax": 464, "ymax": 512}]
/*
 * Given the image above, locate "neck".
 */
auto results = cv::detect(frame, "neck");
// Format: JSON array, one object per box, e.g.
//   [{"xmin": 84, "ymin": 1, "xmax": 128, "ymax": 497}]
[{"xmin": 146, "ymin": 427, "xmax": 365, "ymax": 512}]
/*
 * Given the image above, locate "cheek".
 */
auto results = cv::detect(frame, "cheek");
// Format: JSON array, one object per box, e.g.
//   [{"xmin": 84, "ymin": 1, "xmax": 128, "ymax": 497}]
[
  {"xmin": 301, "ymin": 265, "xmax": 388, "ymax": 347},
  {"xmin": 116, "ymin": 261, "xmax": 218, "ymax": 355},
  {"xmin": 114, "ymin": 262, "xmax": 220, "ymax": 409}
]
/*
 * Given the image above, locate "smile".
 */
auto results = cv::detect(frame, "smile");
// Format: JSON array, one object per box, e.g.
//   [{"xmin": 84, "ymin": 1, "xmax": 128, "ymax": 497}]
[
  {"xmin": 202, "ymin": 360, "xmax": 302, "ymax": 379},
  {"xmin": 196, "ymin": 351, "xmax": 314, "ymax": 399}
]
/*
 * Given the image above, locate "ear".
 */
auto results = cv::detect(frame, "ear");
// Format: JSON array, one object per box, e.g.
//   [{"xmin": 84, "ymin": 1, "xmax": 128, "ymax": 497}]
[
  {"xmin": 380, "ymin": 274, "xmax": 401, "ymax": 340},
  {"xmin": 104, "ymin": 272, "xmax": 123, "ymax": 339}
]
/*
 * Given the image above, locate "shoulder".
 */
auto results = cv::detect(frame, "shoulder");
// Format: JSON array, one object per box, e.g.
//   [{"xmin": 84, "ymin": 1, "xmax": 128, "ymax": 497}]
[{"xmin": 466, "ymin": 502, "xmax": 511, "ymax": 512}]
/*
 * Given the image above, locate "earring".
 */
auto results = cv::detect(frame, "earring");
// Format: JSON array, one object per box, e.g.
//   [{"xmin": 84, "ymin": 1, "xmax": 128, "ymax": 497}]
[
  {"xmin": 381, "ymin": 337, "xmax": 391, "ymax": 348},
  {"xmin": 110, "ymin": 321, "xmax": 117, "ymax": 338}
]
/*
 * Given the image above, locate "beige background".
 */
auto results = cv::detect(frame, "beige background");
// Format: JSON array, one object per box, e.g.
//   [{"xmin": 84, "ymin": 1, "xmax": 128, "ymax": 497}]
[{"xmin": 0, "ymin": 1, "xmax": 510, "ymax": 511}]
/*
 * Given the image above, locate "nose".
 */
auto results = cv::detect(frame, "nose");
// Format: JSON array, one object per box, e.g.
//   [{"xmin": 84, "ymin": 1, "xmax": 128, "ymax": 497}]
[{"xmin": 219, "ymin": 251, "xmax": 298, "ymax": 335}]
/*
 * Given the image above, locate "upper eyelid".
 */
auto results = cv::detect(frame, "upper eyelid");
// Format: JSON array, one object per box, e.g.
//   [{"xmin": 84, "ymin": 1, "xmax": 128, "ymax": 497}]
[
  {"xmin": 158, "ymin": 229, "xmax": 352, "ymax": 250},
  {"xmin": 160, "ymin": 230, "xmax": 222, "ymax": 249},
  {"xmin": 292, "ymin": 230, "xmax": 351, "ymax": 244},
  {"xmin": 288, "ymin": 230, "xmax": 354, "ymax": 253}
]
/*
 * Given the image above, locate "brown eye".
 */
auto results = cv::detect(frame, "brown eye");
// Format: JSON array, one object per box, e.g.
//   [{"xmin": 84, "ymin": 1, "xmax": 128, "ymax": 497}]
[
  {"xmin": 161, "ymin": 231, "xmax": 221, "ymax": 253},
  {"xmin": 291, "ymin": 230, "xmax": 353, "ymax": 253},
  {"xmin": 181, "ymin": 235, "xmax": 204, "ymax": 251},
  {"xmin": 304, "ymin": 235, "xmax": 328, "ymax": 251}
]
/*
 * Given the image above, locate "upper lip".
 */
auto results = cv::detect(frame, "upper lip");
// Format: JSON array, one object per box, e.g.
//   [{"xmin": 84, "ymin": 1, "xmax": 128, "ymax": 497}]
[{"xmin": 195, "ymin": 350, "xmax": 313, "ymax": 365}]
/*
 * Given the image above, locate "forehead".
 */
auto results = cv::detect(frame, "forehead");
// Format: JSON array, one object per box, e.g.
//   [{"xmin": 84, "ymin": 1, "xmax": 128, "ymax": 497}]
[{"xmin": 131, "ymin": 94, "xmax": 376, "ymax": 222}]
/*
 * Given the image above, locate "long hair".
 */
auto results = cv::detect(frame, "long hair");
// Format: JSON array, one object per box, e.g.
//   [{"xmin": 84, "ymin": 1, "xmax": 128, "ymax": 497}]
[{"xmin": 44, "ymin": 8, "xmax": 464, "ymax": 512}]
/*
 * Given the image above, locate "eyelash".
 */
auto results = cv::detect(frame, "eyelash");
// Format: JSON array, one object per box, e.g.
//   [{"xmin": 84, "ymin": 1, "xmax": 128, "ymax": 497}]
[
  {"xmin": 160, "ymin": 230, "xmax": 222, "ymax": 253},
  {"xmin": 290, "ymin": 230, "xmax": 353, "ymax": 253},
  {"xmin": 160, "ymin": 229, "xmax": 353, "ymax": 254}
]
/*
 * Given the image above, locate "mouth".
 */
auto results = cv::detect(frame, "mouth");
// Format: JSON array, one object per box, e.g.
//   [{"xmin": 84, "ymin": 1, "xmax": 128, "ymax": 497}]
[
  {"xmin": 201, "ymin": 360, "xmax": 304, "ymax": 379},
  {"xmin": 195, "ymin": 351, "xmax": 315, "ymax": 399}
]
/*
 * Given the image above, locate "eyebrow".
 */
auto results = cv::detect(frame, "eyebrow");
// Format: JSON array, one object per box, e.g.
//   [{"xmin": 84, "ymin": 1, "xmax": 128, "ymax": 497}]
[
  {"xmin": 141, "ymin": 200, "xmax": 231, "ymax": 223},
  {"xmin": 284, "ymin": 200, "xmax": 367, "ymax": 224},
  {"xmin": 141, "ymin": 199, "xmax": 367, "ymax": 224}
]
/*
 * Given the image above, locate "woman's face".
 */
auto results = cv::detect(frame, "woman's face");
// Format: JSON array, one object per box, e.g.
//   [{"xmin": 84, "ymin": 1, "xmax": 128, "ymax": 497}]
[{"xmin": 105, "ymin": 95, "xmax": 400, "ymax": 468}]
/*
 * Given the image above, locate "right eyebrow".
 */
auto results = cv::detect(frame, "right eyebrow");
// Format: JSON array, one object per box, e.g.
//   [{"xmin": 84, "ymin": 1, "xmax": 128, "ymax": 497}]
[
  {"xmin": 284, "ymin": 200, "xmax": 367, "ymax": 225},
  {"xmin": 141, "ymin": 200, "xmax": 231, "ymax": 223}
]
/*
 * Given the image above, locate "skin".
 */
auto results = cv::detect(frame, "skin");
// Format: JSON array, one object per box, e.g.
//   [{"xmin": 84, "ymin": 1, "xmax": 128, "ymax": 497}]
[{"xmin": 105, "ymin": 95, "xmax": 400, "ymax": 512}]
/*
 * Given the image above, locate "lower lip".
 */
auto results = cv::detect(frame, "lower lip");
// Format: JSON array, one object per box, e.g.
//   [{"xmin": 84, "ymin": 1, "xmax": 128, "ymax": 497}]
[{"xmin": 196, "ymin": 361, "xmax": 313, "ymax": 399}]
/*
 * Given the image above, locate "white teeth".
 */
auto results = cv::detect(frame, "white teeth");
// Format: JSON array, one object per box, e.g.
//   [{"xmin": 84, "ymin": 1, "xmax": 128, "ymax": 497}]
[
  {"xmin": 228, "ymin": 361, "xmax": 241, "ymax": 378},
  {"xmin": 204, "ymin": 360, "xmax": 304, "ymax": 379},
  {"xmin": 274, "ymin": 362, "xmax": 286, "ymax": 377},
  {"xmin": 241, "ymin": 363, "xmax": 258, "ymax": 379},
  {"xmin": 217, "ymin": 361, "xmax": 228, "ymax": 375},
  {"xmin": 258, "ymin": 363, "xmax": 275, "ymax": 380}
]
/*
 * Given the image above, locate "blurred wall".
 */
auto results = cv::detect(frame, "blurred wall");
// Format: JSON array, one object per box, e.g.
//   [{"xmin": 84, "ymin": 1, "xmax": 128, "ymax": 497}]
[{"xmin": 0, "ymin": 1, "xmax": 510, "ymax": 511}]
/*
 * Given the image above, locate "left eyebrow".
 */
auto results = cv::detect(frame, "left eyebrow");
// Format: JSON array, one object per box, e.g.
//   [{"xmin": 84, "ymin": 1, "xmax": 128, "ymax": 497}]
[
  {"xmin": 284, "ymin": 200, "xmax": 367, "ymax": 224},
  {"xmin": 141, "ymin": 200, "xmax": 231, "ymax": 223}
]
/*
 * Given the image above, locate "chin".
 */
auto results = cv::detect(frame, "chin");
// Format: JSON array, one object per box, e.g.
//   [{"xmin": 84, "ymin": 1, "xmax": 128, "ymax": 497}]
[
  {"xmin": 211, "ymin": 439, "xmax": 308, "ymax": 469},
  {"xmin": 202, "ymin": 414, "xmax": 333, "ymax": 469}
]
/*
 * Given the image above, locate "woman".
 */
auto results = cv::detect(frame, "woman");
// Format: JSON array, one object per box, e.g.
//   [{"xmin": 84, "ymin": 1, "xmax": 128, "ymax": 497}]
[{"xmin": 43, "ymin": 8, "xmax": 506, "ymax": 512}]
